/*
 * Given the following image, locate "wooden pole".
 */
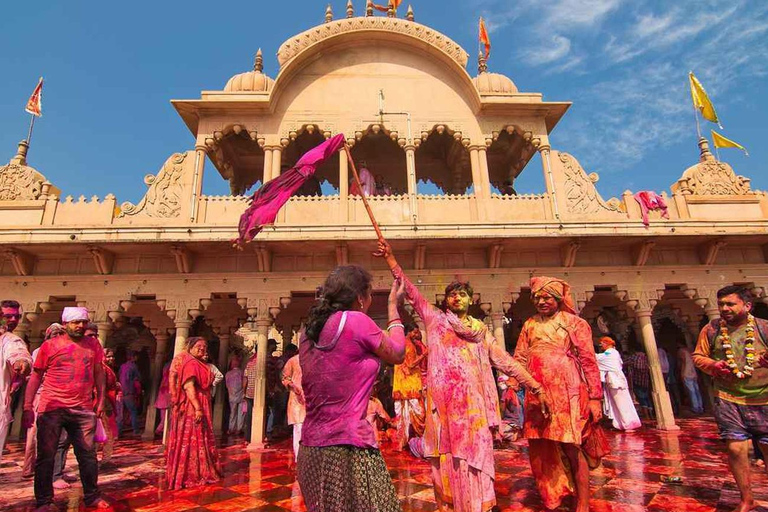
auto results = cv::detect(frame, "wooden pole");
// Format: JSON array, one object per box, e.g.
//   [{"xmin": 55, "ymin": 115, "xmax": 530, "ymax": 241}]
[{"xmin": 343, "ymin": 142, "xmax": 385, "ymax": 242}]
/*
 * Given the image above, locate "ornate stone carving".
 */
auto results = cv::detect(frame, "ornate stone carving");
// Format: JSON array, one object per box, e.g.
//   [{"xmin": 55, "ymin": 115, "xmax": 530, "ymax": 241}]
[
  {"xmin": 0, "ymin": 163, "xmax": 44, "ymax": 200},
  {"xmin": 557, "ymin": 152, "xmax": 621, "ymax": 215},
  {"xmin": 119, "ymin": 153, "xmax": 187, "ymax": 218},
  {"xmin": 277, "ymin": 17, "xmax": 468, "ymax": 69},
  {"xmin": 677, "ymin": 160, "xmax": 752, "ymax": 196}
]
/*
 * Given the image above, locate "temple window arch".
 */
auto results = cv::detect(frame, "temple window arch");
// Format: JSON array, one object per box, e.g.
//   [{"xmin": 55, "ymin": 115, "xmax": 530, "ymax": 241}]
[
  {"xmin": 486, "ymin": 125, "xmax": 540, "ymax": 195},
  {"xmin": 347, "ymin": 124, "xmax": 407, "ymax": 196},
  {"xmin": 414, "ymin": 125, "xmax": 471, "ymax": 195},
  {"xmin": 205, "ymin": 124, "xmax": 265, "ymax": 196},
  {"xmin": 281, "ymin": 124, "xmax": 340, "ymax": 196}
]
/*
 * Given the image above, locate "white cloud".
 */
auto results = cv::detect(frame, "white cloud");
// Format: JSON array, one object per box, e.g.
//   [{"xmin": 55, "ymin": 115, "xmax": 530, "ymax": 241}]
[
  {"xmin": 544, "ymin": 0, "xmax": 622, "ymax": 27},
  {"xmin": 528, "ymin": 34, "xmax": 572, "ymax": 64}
]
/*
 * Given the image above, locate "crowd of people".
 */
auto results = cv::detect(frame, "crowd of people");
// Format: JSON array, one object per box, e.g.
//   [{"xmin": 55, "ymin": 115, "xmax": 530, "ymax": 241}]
[{"xmin": 0, "ymin": 264, "xmax": 766, "ymax": 512}]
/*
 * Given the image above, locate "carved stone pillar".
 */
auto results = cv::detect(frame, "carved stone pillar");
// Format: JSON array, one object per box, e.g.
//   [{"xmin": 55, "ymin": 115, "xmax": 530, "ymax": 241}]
[
  {"xmin": 469, "ymin": 145, "xmax": 482, "ymax": 198},
  {"xmin": 490, "ymin": 311, "xmax": 506, "ymax": 350},
  {"xmin": 339, "ymin": 148, "xmax": 349, "ymax": 199},
  {"xmin": 635, "ymin": 309, "xmax": 678, "ymax": 430},
  {"xmin": 271, "ymin": 146, "xmax": 283, "ymax": 178},
  {"xmin": 191, "ymin": 145, "xmax": 206, "ymax": 222},
  {"xmin": 477, "ymin": 145, "xmax": 492, "ymax": 199},
  {"xmin": 263, "ymin": 147, "xmax": 274, "ymax": 184},
  {"xmin": 96, "ymin": 321, "xmax": 112, "ymax": 347},
  {"xmin": 143, "ymin": 331, "xmax": 170, "ymax": 440},
  {"xmin": 538, "ymin": 141, "xmax": 560, "ymax": 220},
  {"xmin": 212, "ymin": 333, "xmax": 231, "ymax": 434},
  {"xmin": 248, "ymin": 314, "xmax": 275, "ymax": 450},
  {"xmin": 172, "ymin": 318, "xmax": 192, "ymax": 356}
]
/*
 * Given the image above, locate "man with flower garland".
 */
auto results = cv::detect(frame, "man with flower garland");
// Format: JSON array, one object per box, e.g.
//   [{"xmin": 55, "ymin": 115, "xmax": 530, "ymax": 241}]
[{"xmin": 693, "ymin": 285, "xmax": 768, "ymax": 512}]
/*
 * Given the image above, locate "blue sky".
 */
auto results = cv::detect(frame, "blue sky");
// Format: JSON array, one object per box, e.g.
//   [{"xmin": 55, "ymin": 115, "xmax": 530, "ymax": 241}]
[{"xmin": 1, "ymin": 0, "xmax": 766, "ymax": 202}]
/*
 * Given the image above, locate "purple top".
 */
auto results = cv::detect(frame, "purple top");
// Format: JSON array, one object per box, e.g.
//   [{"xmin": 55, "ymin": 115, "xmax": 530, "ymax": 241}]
[{"xmin": 299, "ymin": 311, "xmax": 385, "ymax": 449}]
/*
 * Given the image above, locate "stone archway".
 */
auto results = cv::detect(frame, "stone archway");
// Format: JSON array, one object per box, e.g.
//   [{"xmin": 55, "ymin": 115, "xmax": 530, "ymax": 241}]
[{"xmin": 415, "ymin": 124, "xmax": 472, "ymax": 195}]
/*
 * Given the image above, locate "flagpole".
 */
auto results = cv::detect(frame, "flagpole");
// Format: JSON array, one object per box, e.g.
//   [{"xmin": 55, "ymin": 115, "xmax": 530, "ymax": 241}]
[
  {"xmin": 689, "ymin": 73, "xmax": 702, "ymax": 141},
  {"xmin": 343, "ymin": 143, "xmax": 385, "ymax": 242},
  {"xmin": 26, "ymin": 113, "xmax": 36, "ymax": 146}
]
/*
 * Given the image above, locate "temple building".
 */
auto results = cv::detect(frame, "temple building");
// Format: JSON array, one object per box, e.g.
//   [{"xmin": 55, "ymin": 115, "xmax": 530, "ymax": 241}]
[{"xmin": 2, "ymin": 2, "xmax": 767, "ymax": 447}]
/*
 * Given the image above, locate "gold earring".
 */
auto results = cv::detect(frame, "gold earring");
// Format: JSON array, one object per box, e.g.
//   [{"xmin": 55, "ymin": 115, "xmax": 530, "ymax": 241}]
[{"xmin": 359, "ymin": 299, "xmax": 364, "ymax": 309}]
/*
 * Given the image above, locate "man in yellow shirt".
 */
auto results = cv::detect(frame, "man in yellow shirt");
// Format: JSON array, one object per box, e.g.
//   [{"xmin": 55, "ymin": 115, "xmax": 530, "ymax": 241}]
[{"xmin": 392, "ymin": 323, "xmax": 427, "ymax": 451}]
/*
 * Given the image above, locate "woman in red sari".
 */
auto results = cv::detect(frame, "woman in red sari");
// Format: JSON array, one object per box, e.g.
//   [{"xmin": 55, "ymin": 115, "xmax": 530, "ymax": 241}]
[{"xmin": 166, "ymin": 337, "xmax": 221, "ymax": 490}]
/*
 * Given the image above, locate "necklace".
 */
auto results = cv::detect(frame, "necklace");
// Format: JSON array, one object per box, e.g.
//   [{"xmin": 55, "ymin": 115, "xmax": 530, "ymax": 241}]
[{"xmin": 720, "ymin": 314, "xmax": 756, "ymax": 379}]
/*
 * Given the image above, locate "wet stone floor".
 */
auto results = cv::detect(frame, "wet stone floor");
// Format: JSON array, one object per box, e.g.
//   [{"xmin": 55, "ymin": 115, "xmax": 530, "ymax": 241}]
[{"xmin": 1, "ymin": 417, "xmax": 767, "ymax": 512}]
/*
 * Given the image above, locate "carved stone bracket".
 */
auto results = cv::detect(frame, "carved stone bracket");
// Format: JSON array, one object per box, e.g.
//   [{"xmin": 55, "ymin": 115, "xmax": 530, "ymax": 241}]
[
  {"xmin": 560, "ymin": 240, "xmax": 580, "ymax": 268},
  {"xmin": 119, "ymin": 152, "xmax": 188, "ymax": 218},
  {"xmin": 170, "ymin": 245, "xmax": 194, "ymax": 274},
  {"xmin": 88, "ymin": 246, "xmax": 115, "ymax": 275},
  {"xmin": 556, "ymin": 151, "xmax": 622, "ymax": 215},
  {"xmin": 4, "ymin": 248, "xmax": 35, "ymax": 276}
]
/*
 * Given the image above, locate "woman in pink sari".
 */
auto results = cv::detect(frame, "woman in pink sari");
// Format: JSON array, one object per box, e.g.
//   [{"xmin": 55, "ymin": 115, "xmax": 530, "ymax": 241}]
[{"xmin": 166, "ymin": 337, "xmax": 221, "ymax": 490}]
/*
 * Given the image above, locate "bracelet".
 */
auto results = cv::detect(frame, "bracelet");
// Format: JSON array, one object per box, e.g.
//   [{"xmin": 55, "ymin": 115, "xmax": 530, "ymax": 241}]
[
  {"xmin": 387, "ymin": 323, "xmax": 405, "ymax": 331},
  {"xmin": 387, "ymin": 318, "xmax": 402, "ymax": 326}
]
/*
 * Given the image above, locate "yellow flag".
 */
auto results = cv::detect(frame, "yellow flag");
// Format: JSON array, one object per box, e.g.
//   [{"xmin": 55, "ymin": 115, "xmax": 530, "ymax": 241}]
[
  {"xmin": 689, "ymin": 72, "xmax": 722, "ymax": 128},
  {"xmin": 712, "ymin": 130, "xmax": 749, "ymax": 156}
]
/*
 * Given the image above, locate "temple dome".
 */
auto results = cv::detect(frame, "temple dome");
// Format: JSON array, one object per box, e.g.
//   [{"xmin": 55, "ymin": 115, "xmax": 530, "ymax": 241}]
[
  {"xmin": 223, "ymin": 49, "xmax": 274, "ymax": 92},
  {"xmin": 224, "ymin": 71, "xmax": 274, "ymax": 92},
  {"xmin": 472, "ymin": 72, "xmax": 518, "ymax": 94}
]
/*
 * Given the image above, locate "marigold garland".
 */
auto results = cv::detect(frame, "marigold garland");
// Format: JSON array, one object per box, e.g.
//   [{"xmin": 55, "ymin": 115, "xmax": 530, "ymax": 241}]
[{"xmin": 720, "ymin": 313, "xmax": 756, "ymax": 379}]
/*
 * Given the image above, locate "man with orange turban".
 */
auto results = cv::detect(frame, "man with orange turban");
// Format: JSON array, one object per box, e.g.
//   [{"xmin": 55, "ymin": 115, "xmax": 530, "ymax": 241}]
[{"xmin": 514, "ymin": 277, "xmax": 607, "ymax": 512}]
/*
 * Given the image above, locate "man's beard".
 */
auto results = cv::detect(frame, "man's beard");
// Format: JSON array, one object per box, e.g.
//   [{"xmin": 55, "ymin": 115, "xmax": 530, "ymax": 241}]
[{"xmin": 67, "ymin": 328, "xmax": 84, "ymax": 339}]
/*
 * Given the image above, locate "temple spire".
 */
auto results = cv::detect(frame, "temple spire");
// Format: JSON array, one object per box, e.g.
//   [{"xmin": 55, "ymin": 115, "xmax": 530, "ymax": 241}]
[
  {"xmin": 478, "ymin": 51, "xmax": 488, "ymax": 74},
  {"xmin": 254, "ymin": 48, "xmax": 263, "ymax": 73},
  {"xmin": 346, "ymin": 0, "xmax": 354, "ymax": 18},
  {"xmin": 325, "ymin": 4, "xmax": 333, "ymax": 23},
  {"xmin": 366, "ymin": 0, "xmax": 373, "ymax": 16},
  {"xmin": 9, "ymin": 140, "xmax": 29, "ymax": 166},
  {"xmin": 387, "ymin": 0, "xmax": 395, "ymax": 17},
  {"xmin": 698, "ymin": 136, "xmax": 716, "ymax": 162},
  {"xmin": 406, "ymin": 4, "xmax": 414, "ymax": 21}
]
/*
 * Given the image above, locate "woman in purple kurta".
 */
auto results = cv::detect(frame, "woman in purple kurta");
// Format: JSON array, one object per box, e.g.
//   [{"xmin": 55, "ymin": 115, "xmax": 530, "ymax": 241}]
[{"xmin": 298, "ymin": 265, "xmax": 407, "ymax": 512}]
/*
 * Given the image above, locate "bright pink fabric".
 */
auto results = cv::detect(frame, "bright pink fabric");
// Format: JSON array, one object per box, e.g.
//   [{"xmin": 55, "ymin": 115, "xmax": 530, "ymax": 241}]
[
  {"xmin": 34, "ymin": 335, "xmax": 104, "ymax": 413},
  {"xmin": 634, "ymin": 191, "xmax": 669, "ymax": 226},
  {"xmin": 234, "ymin": 134, "xmax": 345, "ymax": 246},
  {"xmin": 300, "ymin": 311, "xmax": 402, "ymax": 449}
]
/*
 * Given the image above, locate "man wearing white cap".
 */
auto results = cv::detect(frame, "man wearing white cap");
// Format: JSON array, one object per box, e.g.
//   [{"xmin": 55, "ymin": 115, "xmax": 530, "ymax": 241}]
[
  {"xmin": 0, "ymin": 299, "xmax": 31, "ymax": 463},
  {"xmin": 23, "ymin": 307, "xmax": 109, "ymax": 511}
]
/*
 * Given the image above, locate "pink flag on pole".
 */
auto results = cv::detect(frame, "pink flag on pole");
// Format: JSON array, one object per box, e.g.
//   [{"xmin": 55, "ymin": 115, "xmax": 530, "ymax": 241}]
[{"xmin": 234, "ymin": 133, "xmax": 346, "ymax": 248}]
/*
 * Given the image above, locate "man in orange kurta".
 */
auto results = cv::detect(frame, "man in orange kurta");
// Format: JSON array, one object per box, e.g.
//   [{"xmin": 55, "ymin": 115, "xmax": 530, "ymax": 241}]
[
  {"xmin": 392, "ymin": 324, "xmax": 427, "ymax": 450},
  {"xmin": 514, "ymin": 277, "xmax": 606, "ymax": 512}
]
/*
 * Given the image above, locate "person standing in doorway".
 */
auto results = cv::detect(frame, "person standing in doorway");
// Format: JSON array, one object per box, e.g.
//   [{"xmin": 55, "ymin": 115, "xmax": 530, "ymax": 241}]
[
  {"xmin": 678, "ymin": 342, "xmax": 704, "ymax": 414},
  {"xmin": 119, "ymin": 351, "xmax": 142, "ymax": 435},
  {"xmin": 225, "ymin": 355, "xmax": 245, "ymax": 435},
  {"xmin": 242, "ymin": 351, "xmax": 258, "ymax": 441}
]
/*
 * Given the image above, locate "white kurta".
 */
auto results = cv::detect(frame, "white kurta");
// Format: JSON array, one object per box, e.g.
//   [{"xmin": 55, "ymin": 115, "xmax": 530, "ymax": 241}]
[
  {"xmin": 596, "ymin": 348, "xmax": 641, "ymax": 431},
  {"xmin": 0, "ymin": 332, "xmax": 32, "ymax": 462}
]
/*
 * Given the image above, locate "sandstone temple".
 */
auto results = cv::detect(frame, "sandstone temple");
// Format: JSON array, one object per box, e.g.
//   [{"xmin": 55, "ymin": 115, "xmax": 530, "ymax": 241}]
[{"xmin": 2, "ymin": 3, "xmax": 767, "ymax": 446}]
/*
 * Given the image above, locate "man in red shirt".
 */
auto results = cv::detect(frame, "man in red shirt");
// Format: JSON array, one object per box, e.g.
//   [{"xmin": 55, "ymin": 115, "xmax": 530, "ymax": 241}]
[{"xmin": 23, "ymin": 307, "xmax": 108, "ymax": 511}]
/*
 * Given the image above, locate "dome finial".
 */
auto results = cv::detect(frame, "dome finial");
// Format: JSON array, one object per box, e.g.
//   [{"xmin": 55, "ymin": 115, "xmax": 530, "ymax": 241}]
[
  {"xmin": 366, "ymin": 0, "xmax": 374, "ymax": 16},
  {"xmin": 254, "ymin": 48, "xmax": 264, "ymax": 72},
  {"xmin": 478, "ymin": 51, "xmax": 488, "ymax": 74},
  {"xmin": 346, "ymin": 0, "xmax": 354, "ymax": 18},
  {"xmin": 325, "ymin": 4, "xmax": 333, "ymax": 23},
  {"xmin": 406, "ymin": 4, "xmax": 414, "ymax": 21},
  {"xmin": 698, "ymin": 136, "xmax": 715, "ymax": 162},
  {"xmin": 10, "ymin": 140, "xmax": 29, "ymax": 166},
  {"xmin": 387, "ymin": 0, "xmax": 395, "ymax": 17}
]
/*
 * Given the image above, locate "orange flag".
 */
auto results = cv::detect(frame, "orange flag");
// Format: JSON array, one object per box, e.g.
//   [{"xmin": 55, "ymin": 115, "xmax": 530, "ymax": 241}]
[
  {"xmin": 25, "ymin": 77, "xmax": 43, "ymax": 117},
  {"xmin": 373, "ymin": 0, "xmax": 402, "ymax": 12},
  {"xmin": 479, "ymin": 17, "xmax": 491, "ymax": 59}
]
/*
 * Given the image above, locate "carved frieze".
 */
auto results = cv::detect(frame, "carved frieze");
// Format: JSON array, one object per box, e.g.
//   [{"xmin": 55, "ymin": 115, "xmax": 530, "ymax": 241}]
[
  {"xmin": 0, "ymin": 163, "xmax": 44, "ymax": 200},
  {"xmin": 557, "ymin": 152, "xmax": 622, "ymax": 215},
  {"xmin": 277, "ymin": 17, "xmax": 468, "ymax": 69},
  {"xmin": 676, "ymin": 160, "xmax": 752, "ymax": 196},
  {"xmin": 119, "ymin": 153, "xmax": 187, "ymax": 218}
]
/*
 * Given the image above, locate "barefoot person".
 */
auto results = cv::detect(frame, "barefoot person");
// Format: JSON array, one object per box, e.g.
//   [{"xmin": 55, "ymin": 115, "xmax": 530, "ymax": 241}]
[
  {"xmin": 515, "ymin": 277, "xmax": 607, "ymax": 512},
  {"xmin": 693, "ymin": 285, "xmax": 768, "ymax": 512},
  {"xmin": 377, "ymin": 241, "xmax": 549, "ymax": 512},
  {"xmin": 22, "ymin": 307, "xmax": 109, "ymax": 511}
]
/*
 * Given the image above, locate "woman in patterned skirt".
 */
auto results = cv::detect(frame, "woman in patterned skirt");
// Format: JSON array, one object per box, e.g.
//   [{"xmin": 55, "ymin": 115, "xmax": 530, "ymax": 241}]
[{"xmin": 298, "ymin": 265, "xmax": 407, "ymax": 512}]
